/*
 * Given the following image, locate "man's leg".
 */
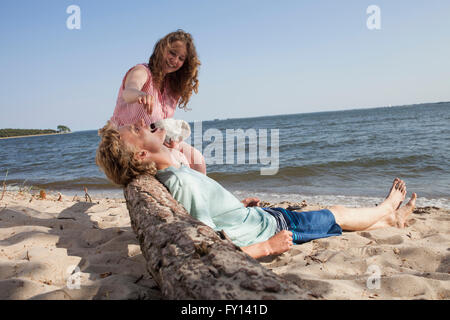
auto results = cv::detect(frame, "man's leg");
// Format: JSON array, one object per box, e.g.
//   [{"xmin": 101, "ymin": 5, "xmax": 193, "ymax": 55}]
[
  {"xmin": 328, "ymin": 178, "xmax": 407, "ymax": 231},
  {"xmin": 365, "ymin": 192, "xmax": 417, "ymax": 230}
]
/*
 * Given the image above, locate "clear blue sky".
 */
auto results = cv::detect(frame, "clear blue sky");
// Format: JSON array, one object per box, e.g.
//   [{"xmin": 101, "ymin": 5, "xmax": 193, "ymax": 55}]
[{"xmin": 1, "ymin": 0, "xmax": 449, "ymax": 131}]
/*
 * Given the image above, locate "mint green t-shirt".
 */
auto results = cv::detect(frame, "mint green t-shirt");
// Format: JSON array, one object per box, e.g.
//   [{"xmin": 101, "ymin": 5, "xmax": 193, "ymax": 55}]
[{"xmin": 156, "ymin": 166, "xmax": 277, "ymax": 247}]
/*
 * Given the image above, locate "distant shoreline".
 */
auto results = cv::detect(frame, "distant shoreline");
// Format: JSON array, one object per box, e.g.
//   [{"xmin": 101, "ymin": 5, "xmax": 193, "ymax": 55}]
[
  {"xmin": 200, "ymin": 100, "xmax": 450, "ymax": 123},
  {"xmin": 0, "ymin": 132, "xmax": 72, "ymax": 140}
]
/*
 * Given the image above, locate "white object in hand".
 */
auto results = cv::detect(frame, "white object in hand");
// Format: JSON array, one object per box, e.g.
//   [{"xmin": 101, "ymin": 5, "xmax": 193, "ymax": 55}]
[{"xmin": 154, "ymin": 118, "xmax": 191, "ymax": 144}]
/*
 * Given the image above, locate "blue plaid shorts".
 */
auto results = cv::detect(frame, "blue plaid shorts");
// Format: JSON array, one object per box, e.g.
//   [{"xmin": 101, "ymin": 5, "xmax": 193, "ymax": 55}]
[{"xmin": 263, "ymin": 207, "xmax": 342, "ymax": 244}]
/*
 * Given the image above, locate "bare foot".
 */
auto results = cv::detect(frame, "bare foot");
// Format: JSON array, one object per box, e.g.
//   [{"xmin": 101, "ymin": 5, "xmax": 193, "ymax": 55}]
[
  {"xmin": 394, "ymin": 193, "xmax": 417, "ymax": 228},
  {"xmin": 383, "ymin": 178, "xmax": 407, "ymax": 212}
]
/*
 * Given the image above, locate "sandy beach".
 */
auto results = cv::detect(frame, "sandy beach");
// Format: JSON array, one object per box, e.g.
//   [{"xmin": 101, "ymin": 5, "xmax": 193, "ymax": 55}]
[{"xmin": 0, "ymin": 190, "xmax": 448, "ymax": 300}]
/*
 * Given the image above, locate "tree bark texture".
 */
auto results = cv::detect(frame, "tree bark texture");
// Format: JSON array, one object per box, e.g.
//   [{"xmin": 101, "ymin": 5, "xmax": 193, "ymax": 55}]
[{"xmin": 124, "ymin": 174, "xmax": 311, "ymax": 300}]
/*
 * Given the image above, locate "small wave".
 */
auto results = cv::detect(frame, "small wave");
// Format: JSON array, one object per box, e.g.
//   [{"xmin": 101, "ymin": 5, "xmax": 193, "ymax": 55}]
[
  {"xmin": 313, "ymin": 154, "xmax": 435, "ymax": 169},
  {"xmin": 230, "ymin": 190, "xmax": 450, "ymax": 209},
  {"xmin": 208, "ymin": 154, "xmax": 439, "ymax": 183},
  {"xmin": 208, "ymin": 166, "xmax": 319, "ymax": 183},
  {"xmin": 278, "ymin": 140, "xmax": 319, "ymax": 151},
  {"xmin": 5, "ymin": 177, "xmax": 115, "ymax": 191}
]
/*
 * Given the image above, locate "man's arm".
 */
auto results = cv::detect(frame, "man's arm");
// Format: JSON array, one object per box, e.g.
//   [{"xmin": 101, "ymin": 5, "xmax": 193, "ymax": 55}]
[{"xmin": 241, "ymin": 230, "xmax": 293, "ymax": 259}]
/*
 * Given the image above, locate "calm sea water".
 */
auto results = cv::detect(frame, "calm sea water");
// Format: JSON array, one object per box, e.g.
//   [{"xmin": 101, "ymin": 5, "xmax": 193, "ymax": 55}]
[{"xmin": 1, "ymin": 102, "xmax": 449, "ymax": 208}]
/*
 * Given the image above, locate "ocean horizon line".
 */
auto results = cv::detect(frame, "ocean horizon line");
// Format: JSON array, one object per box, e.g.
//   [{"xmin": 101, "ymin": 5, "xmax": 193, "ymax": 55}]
[
  {"xmin": 199, "ymin": 100, "xmax": 450, "ymax": 124},
  {"xmin": 66, "ymin": 100, "xmax": 450, "ymax": 132}
]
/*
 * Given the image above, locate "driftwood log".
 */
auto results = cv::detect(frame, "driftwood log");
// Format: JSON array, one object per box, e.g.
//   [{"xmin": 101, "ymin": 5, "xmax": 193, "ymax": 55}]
[{"xmin": 124, "ymin": 174, "xmax": 311, "ymax": 300}]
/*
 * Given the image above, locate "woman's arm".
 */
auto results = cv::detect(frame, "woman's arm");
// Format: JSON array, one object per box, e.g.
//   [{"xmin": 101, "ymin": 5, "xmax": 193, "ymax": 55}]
[
  {"xmin": 241, "ymin": 230, "xmax": 293, "ymax": 259},
  {"xmin": 122, "ymin": 65, "xmax": 154, "ymax": 114},
  {"xmin": 178, "ymin": 142, "xmax": 206, "ymax": 174}
]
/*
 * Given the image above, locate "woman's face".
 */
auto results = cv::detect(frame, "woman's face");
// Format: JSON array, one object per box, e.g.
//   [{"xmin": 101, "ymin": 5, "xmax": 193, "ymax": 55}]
[{"xmin": 162, "ymin": 40, "xmax": 187, "ymax": 75}]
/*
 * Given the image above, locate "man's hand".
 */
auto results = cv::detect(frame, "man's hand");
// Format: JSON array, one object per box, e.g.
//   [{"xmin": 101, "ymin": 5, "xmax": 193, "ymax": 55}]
[
  {"xmin": 241, "ymin": 230, "xmax": 294, "ymax": 259},
  {"xmin": 241, "ymin": 197, "xmax": 261, "ymax": 207},
  {"xmin": 137, "ymin": 94, "xmax": 154, "ymax": 115}
]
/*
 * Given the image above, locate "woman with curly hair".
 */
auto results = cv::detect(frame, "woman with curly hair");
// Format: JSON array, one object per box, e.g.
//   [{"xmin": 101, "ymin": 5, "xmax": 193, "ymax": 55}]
[{"xmin": 110, "ymin": 30, "xmax": 206, "ymax": 174}]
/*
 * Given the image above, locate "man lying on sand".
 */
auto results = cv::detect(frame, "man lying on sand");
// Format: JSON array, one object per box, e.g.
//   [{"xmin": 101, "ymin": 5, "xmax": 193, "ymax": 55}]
[{"xmin": 95, "ymin": 119, "xmax": 417, "ymax": 259}]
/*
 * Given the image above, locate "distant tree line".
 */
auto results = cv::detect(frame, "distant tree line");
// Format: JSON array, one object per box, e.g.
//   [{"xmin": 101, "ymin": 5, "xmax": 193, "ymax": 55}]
[
  {"xmin": 57, "ymin": 125, "xmax": 71, "ymax": 133},
  {"xmin": 0, "ymin": 125, "xmax": 71, "ymax": 138}
]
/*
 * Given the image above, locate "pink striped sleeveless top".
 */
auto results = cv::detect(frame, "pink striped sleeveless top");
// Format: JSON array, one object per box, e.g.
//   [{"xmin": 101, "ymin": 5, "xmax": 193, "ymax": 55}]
[{"xmin": 110, "ymin": 63, "xmax": 179, "ymax": 127}]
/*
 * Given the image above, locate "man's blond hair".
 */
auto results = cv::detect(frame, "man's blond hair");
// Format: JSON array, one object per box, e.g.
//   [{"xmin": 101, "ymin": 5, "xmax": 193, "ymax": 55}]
[{"xmin": 95, "ymin": 121, "xmax": 157, "ymax": 186}]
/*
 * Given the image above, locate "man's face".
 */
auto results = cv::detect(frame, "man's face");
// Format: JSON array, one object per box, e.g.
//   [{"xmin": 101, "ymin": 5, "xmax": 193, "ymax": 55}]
[{"xmin": 119, "ymin": 118, "xmax": 166, "ymax": 154}]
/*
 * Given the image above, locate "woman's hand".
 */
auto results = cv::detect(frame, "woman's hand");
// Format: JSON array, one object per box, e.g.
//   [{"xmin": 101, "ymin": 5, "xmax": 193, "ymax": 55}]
[
  {"xmin": 241, "ymin": 197, "xmax": 261, "ymax": 207},
  {"xmin": 164, "ymin": 139, "xmax": 180, "ymax": 149},
  {"xmin": 137, "ymin": 94, "xmax": 155, "ymax": 116},
  {"xmin": 123, "ymin": 65, "xmax": 153, "ymax": 113}
]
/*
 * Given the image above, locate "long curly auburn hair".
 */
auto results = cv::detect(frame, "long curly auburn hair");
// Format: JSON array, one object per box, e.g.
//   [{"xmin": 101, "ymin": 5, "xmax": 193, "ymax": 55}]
[
  {"xmin": 95, "ymin": 121, "xmax": 157, "ymax": 186},
  {"xmin": 148, "ymin": 30, "xmax": 201, "ymax": 110}
]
